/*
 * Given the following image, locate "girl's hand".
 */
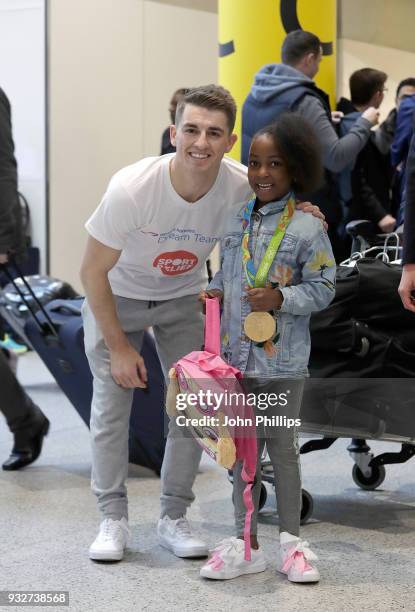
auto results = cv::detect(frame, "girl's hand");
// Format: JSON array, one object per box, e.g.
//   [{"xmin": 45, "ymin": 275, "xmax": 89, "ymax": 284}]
[
  {"xmin": 198, "ymin": 289, "xmax": 224, "ymax": 313},
  {"xmin": 246, "ymin": 285, "xmax": 283, "ymax": 311}
]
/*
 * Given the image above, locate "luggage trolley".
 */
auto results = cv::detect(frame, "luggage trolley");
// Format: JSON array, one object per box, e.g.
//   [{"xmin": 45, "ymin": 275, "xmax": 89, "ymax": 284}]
[
  {"xmin": 301, "ymin": 228, "xmax": 415, "ymax": 506},
  {"xmin": 230, "ymin": 224, "xmax": 415, "ymax": 523}
]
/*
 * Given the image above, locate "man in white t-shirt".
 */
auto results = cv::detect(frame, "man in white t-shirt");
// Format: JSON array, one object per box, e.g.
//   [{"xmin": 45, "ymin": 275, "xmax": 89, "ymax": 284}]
[{"xmin": 81, "ymin": 85, "xmax": 323, "ymax": 562}]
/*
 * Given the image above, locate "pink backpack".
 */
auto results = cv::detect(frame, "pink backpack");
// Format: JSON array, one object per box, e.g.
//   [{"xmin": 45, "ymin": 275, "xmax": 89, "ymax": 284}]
[{"xmin": 166, "ymin": 297, "xmax": 257, "ymax": 560}]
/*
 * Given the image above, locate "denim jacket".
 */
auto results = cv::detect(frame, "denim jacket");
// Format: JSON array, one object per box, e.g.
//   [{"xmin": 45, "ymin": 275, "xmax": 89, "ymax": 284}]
[{"xmin": 208, "ymin": 196, "xmax": 336, "ymax": 377}]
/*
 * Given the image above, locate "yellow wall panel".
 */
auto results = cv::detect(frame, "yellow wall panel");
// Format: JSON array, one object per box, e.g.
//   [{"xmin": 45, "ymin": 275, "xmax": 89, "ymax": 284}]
[{"xmin": 219, "ymin": 0, "xmax": 337, "ymax": 159}]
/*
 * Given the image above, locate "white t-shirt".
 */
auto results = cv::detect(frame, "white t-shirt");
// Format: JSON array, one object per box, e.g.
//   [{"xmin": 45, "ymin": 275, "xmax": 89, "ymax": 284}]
[{"xmin": 85, "ymin": 154, "xmax": 251, "ymax": 300}]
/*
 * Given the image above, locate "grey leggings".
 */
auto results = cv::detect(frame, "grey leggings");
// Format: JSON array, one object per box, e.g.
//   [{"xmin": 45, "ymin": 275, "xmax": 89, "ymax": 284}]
[{"xmin": 233, "ymin": 378, "xmax": 304, "ymax": 537}]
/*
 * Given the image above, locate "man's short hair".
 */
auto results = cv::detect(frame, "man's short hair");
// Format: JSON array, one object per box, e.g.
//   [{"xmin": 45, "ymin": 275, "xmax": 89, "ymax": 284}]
[
  {"xmin": 396, "ymin": 78, "xmax": 415, "ymax": 98},
  {"xmin": 175, "ymin": 85, "xmax": 237, "ymax": 133},
  {"xmin": 349, "ymin": 68, "xmax": 387, "ymax": 106},
  {"xmin": 281, "ymin": 30, "xmax": 321, "ymax": 66}
]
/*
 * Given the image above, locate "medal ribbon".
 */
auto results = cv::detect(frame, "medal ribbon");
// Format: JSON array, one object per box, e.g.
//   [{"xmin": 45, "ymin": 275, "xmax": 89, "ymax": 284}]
[{"xmin": 241, "ymin": 195, "xmax": 296, "ymax": 288}]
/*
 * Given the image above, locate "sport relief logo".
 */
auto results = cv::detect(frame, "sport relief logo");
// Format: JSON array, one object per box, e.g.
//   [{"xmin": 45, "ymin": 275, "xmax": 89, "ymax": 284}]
[{"xmin": 153, "ymin": 250, "xmax": 198, "ymax": 276}]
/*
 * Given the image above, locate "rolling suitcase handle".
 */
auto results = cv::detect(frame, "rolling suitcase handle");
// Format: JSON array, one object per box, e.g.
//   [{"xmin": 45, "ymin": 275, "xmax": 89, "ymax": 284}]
[
  {"xmin": 0, "ymin": 258, "xmax": 59, "ymax": 339},
  {"xmin": 48, "ymin": 301, "xmax": 82, "ymax": 316}
]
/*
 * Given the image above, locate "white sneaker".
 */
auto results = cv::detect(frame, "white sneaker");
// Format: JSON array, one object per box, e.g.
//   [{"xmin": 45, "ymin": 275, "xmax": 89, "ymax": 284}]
[
  {"xmin": 276, "ymin": 532, "xmax": 320, "ymax": 583},
  {"xmin": 200, "ymin": 537, "xmax": 267, "ymax": 580},
  {"xmin": 157, "ymin": 516, "xmax": 208, "ymax": 558},
  {"xmin": 89, "ymin": 518, "xmax": 130, "ymax": 561}
]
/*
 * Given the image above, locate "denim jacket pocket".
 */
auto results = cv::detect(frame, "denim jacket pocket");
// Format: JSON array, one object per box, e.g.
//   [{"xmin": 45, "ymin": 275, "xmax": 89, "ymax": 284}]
[
  {"xmin": 258, "ymin": 230, "xmax": 298, "ymax": 259},
  {"xmin": 277, "ymin": 233, "xmax": 298, "ymax": 253}
]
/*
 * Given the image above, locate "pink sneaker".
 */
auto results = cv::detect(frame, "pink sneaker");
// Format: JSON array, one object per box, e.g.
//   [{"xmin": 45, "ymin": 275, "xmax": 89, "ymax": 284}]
[
  {"xmin": 200, "ymin": 537, "xmax": 267, "ymax": 580},
  {"xmin": 276, "ymin": 532, "xmax": 320, "ymax": 583}
]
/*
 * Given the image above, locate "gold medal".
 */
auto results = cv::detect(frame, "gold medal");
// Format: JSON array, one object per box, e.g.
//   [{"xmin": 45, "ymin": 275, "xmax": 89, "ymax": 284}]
[{"xmin": 244, "ymin": 312, "xmax": 276, "ymax": 343}]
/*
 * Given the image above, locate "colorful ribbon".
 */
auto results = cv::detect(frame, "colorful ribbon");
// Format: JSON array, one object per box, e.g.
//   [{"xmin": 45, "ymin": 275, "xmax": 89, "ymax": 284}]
[
  {"xmin": 281, "ymin": 540, "xmax": 318, "ymax": 574},
  {"xmin": 241, "ymin": 195, "xmax": 296, "ymax": 289}
]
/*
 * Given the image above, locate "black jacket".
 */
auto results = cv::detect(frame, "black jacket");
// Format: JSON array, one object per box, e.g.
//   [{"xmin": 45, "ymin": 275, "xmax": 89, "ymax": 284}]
[
  {"xmin": 0, "ymin": 87, "xmax": 24, "ymax": 255},
  {"xmin": 337, "ymin": 97, "xmax": 392, "ymax": 225},
  {"xmin": 160, "ymin": 127, "xmax": 176, "ymax": 155},
  {"xmin": 403, "ymin": 115, "xmax": 415, "ymax": 264}
]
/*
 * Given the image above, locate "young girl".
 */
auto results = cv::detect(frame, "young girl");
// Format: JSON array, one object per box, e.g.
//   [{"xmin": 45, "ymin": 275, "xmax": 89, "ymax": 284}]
[{"xmin": 199, "ymin": 113, "xmax": 336, "ymax": 582}]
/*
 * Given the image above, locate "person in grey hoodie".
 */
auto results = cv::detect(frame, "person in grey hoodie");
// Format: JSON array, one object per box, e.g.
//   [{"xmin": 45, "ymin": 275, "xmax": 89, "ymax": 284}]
[{"xmin": 241, "ymin": 30, "xmax": 379, "ymax": 260}]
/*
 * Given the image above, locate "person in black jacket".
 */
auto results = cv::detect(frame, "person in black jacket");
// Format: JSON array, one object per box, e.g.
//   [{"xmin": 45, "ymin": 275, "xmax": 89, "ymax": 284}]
[
  {"xmin": 0, "ymin": 87, "xmax": 49, "ymax": 470},
  {"xmin": 399, "ymin": 115, "xmax": 415, "ymax": 313},
  {"xmin": 336, "ymin": 68, "xmax": 396, "ymax": 234},
  {"xmin": 374, "ymin": 78, "xmax": 415, "ymax": 156},
  {"xmin": 160, "ymin": 88, "xmax": 187, "ymax": 155}
]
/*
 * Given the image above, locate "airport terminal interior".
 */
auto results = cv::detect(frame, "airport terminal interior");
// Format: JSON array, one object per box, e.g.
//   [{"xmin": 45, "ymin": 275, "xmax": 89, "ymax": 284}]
[{"xmin": 1, "ymin": 1, "xmax": 415, "ymax": 610}]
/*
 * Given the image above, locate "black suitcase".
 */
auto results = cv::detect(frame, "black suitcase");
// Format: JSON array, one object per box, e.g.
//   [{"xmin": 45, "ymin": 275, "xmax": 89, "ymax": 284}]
[
  {"xmin": 305, "ymin": 258, "xmax": 415, "ymax": 441},
  {"xmin": 0, "ymin": 262, "xmax": 166, "ymax": 474},
  {"xmin": 0, "ymin": 274, "xmax": 77, "ymax": 346},
  {"xmin": 24, "ymin": 298, "xmax": 166, "ymax": 474}
]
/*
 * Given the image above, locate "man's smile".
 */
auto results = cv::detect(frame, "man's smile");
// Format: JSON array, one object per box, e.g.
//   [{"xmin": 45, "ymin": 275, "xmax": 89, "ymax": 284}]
[{"xmin": 189, "ymin": 152, "xmax": 210, "ymax": 159}]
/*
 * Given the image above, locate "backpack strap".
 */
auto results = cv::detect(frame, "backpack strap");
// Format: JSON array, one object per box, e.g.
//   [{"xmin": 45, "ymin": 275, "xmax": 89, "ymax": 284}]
[{"xmin": 204, "ymin": 297, "xmax": 221, "ymax": 356}]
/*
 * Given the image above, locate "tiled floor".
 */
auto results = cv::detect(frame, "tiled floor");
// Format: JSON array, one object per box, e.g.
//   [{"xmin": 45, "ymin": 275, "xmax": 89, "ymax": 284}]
[{"xmin": 1, "ymin": 352, "xmax": 414, "ymax": 611}]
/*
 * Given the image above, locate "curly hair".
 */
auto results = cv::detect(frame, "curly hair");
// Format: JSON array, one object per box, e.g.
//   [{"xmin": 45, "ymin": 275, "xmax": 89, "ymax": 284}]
[{"xmin": 254, "ymin": 113, "xmax": 323, "ymax": 194}]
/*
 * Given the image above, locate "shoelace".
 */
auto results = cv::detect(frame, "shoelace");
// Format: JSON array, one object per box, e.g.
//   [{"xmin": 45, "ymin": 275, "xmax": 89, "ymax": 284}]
[
  {"xmin": 102, "ymin": 520, "xmax": 126, "ymax": 542},
  {"xmin": 209, "ymin": 537, "xmax": 239, "ymax": 555},
  {"xmin": 281, "ymin": 540, "xmax": 318, "ymax": 574},
  {"xmin": 174, "ymin": 518, "xmax": 192, "ymax": 538},
  {"xmin": 207, "ymin": 538, "xmax": 242, "ymax": 571}
]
